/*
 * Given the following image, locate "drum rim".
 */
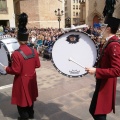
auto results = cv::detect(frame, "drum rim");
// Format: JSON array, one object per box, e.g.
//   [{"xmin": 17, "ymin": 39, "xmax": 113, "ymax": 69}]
[
  {"xmin": 0, "ymin": 41, "xmax": 11, "ymax": 75},
  {"xmin": 51, "ymin": 58, "xmax": 88, "ymax": 78},
  {"xmin": 51, "ymin": 30, "xmax": 99, "ymax": 78}
]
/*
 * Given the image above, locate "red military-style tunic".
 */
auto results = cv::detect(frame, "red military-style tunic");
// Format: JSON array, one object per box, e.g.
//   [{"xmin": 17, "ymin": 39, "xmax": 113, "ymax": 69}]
[
  {"xmin": 94, "ymin": 35, "xmax": 120, "ymax": 114},
  {"xmin": 6, "ymin": 44, "xmax": 40, "ymax": 107}
]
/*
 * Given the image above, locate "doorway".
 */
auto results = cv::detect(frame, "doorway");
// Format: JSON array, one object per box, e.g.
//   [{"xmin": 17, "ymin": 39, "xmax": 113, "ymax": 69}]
[
  {"xmin": 93, "ymin": 15, "xmax": 100, "ymax": 28},
  {"xmin": 0, "ymin": 20, "xmax": 9, "ymax": 27}
]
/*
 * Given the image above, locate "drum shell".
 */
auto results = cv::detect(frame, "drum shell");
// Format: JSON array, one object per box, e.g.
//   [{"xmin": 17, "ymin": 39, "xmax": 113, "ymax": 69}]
[{"xmin": 0, "ymin": 37, "xmax": 20, "ymax": 74}]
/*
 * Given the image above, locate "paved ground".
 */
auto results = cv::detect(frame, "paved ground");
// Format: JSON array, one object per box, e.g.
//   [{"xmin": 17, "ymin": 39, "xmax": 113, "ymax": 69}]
[{"xmin": 0, "ymin": 58, "xmax": 120, "ymax": 120}]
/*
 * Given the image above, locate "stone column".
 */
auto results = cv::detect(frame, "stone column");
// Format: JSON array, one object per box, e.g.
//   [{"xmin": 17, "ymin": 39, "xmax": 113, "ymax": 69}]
[
  {"xmin": 80, "ymin": 1, "xmax": 85, "ymax": 24},
  {"xmin": 85, "ymin": 0, "xmax": 89, "ymax": 25}
]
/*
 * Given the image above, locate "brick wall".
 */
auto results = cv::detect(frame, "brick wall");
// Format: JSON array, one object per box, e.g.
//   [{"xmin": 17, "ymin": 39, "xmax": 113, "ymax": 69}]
[{"xmin": 15, "ymin": 0, "xmax": 65, "ymax": 29}]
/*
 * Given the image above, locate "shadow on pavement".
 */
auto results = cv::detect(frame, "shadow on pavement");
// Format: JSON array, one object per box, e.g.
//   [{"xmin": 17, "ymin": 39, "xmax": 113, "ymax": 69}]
[
  {"xmin": 34, "ymin": 101, "xmax": 82, "ymax": 120},
  {"xmin": 0, "ymin": 92, "xmax": 18, "ymax": 119},
  {"xmin": 0, "ymin": 74, "xmax": 14, "ymax": 87},
  {"xmin": 116, "ymin": 90, "xmax": 120, "ymax": 106},
  {"xmin": 0, "ymin": 93, "xmax": 82, "ymax": 120}
]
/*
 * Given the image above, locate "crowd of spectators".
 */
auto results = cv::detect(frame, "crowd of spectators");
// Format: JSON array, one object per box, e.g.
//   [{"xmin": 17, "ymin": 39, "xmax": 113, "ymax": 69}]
[{"xmin": 0, "ymin": 25, "xmax": 120, "ymax": 59}]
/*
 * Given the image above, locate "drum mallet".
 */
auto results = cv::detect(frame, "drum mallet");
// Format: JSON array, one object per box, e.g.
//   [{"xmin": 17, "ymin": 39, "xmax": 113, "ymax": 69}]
[
  {"xmin": 68, "ymin": 57, "xmax": 85, "ymax": 69},
  {"xmin": 0, "ymin": 62, "xmax": 4, "ymax": 67}
]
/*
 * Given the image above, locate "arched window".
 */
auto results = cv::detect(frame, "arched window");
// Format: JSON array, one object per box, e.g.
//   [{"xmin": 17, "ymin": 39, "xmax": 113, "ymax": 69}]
[{"xmin": 0, "ymin": 0, "xmax": 7, "ymax": 12}]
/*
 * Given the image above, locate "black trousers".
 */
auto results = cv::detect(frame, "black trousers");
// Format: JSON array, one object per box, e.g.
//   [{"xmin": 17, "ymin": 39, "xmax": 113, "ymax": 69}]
[
  {"xmin": 92, "ymin": 114, "xmax": 106, "ymax": 120},
  {"xmin": 17, "ymin": 104, "xmax": 34, "ymax": 119}
]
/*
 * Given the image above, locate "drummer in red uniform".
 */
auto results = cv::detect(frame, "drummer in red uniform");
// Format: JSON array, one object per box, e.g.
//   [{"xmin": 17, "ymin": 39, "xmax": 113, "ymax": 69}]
[
  {"xmin": 85, "ymin": 16, "xmax": 120, "ymax": 120},
  {"xmin": 4, "ymin": 13, "xmax": 40, "ymax": 120}
]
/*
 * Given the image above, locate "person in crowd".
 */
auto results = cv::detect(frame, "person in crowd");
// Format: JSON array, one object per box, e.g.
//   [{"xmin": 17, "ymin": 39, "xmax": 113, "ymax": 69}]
[
  {"xmin": 50, "ymin": 36, "xmax": 56, "ymax": 47},
  {"xmin": 92, "ymin": 28, "xmax": 100, "ymax": 37},
  {"xmin": 42, "ymin": 36, "xmax": 52, "ymax": 59},
  {"xmin": 31, "ymin": 34, "xmax": 37, "ymax": 47},
  {"xmin": 46, "ymin": 36, "xmax": 56, "ymax": 59},
  {"xmin": 86, "ymin": 26, "xmax": 92, "ymax": 35},
  {"xmin": 3, "ymin": 13, "xmax": 40, "ymax": 120},
  {"xmin": 0, "ymin": 25, "xmax": 3, "ymax": 32},
  {"xmin": 85, "ymin": 16, "xmax": 120, "ymax": 120}
]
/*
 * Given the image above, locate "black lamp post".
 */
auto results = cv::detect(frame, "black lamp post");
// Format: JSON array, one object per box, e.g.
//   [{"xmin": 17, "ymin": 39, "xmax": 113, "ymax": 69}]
[
  {"xmin": 54, "ymin": 8, "xmax": 64, "ymax": 31},
  {"xmin": 65, "ymin": 17, "xmax": 71, "ymax": 27}
]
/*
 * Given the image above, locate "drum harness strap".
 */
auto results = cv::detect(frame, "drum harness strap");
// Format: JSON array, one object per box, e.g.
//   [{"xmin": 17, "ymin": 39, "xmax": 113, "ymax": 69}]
[
  {"xmin": 16, "ymin": 47, "xmax": 35, "ymax": 60},
  {"xmin": 97, "ymin": 39, "xmax": 120, "ymax": 67}
]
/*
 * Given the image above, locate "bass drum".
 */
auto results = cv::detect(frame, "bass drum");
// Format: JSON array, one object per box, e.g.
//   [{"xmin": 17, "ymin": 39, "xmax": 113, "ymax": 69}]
[
  {"xmin": 0, "ymin": 37, "xmax": 20, "ymax": 75},
  {"xmin": 52, "ymin": 31, "xmax": 99, "ymax": 77}
]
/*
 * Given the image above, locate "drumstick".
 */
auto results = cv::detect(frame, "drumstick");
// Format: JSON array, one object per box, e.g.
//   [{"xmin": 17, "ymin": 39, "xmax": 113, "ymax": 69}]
[
  {"xmin": 0, "ymin": 62, "xmax": 4, "ymax": 67},
  {"xmin": 68, "ymin": 57, "xmax": 85, "ymax": 69}
]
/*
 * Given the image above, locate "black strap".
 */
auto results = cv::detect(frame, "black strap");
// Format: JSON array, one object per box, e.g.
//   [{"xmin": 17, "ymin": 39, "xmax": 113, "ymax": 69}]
[{"xmin": 16, "ymin": 47, "xmax": 35, "ymax": 60}]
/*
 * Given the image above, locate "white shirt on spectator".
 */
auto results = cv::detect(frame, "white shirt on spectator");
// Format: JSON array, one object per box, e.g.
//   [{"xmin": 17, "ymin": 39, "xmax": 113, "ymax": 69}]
[{"xmin": 31, "ymin": 36, "xmax": 36, "ymax": 43}]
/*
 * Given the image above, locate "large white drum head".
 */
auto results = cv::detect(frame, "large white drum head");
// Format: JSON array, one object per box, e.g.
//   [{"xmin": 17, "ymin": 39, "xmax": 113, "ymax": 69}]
[
  {"xmin": 52, "ymin": 31, "xmax": 98, "ymax": 77},
  {"xmin": 0, "ymin": 37, "xmax": 20, "ymax": 74}
]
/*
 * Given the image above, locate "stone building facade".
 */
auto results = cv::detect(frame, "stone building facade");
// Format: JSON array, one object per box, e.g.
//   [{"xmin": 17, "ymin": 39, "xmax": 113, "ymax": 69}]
[
  {"xmin": 65, "ymin": 0, "xmax": 120, "ymax": 27},
  {"xmin": 65, "ymin": 0, "xmax": 82, "ymax": 26},
  {"xmin": 85, "ymin": 0, "xmax": 120, "ymax": 26},
  {"xmin": 14, "ymin": 0, "xmax": 65, "ymax": 28},
  {"xmin": 0, "ymin": 0, "xmax": 119, "ymax": 28},
  {"xmin": 113, "ymin": 3, "xmax": 120, "ymax": 18},
  {"xmin": 0, "ymin": 0, "xmax": 15, "ymax": 27}
]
